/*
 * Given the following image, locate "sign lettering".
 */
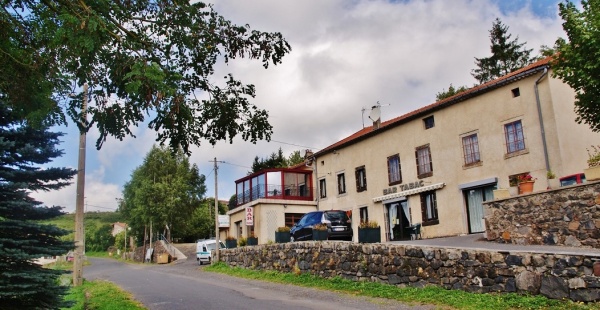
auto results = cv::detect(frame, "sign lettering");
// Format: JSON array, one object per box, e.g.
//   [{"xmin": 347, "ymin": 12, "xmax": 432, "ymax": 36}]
[
  {"xmin": 382, "ymin": 180, "xmax": 425, "ymax": 195},
  {"xmin": 245, "ymin": 207, "xmax": 254, "ymax": 226}
]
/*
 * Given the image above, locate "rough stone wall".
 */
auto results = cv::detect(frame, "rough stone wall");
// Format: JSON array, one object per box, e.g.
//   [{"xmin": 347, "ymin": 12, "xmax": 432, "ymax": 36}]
[
  {"xmin": 484, "ymin": 182, "xmax": 600, "ymax": 248},
  {"xmin": 220, "ymin": 242, "xmax": 600, "ymax": 302}
]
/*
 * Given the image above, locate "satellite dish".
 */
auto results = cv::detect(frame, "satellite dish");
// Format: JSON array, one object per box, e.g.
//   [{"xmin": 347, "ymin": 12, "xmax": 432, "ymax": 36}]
[{"xmin": 369, "ymin": 105, "xmax": 381, "ymax": 122}]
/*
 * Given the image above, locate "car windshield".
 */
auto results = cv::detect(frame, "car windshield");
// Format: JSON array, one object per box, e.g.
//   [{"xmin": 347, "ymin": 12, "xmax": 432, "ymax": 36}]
[
  {"xmin": 324, "ymin": 211, "xmax": 348, "ymax": 221},
  {"xmin": 206, "ymin": 242, "xmax": 226, "ymax": 250}
]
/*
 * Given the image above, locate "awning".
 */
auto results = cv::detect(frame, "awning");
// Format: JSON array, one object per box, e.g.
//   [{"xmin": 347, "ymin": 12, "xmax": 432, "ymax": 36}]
[{"xmin": 372, "ymin": 182, "xmax": 446, "ymax": 202}]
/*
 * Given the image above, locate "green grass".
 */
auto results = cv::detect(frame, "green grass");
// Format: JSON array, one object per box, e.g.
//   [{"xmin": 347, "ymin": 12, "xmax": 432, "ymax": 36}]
[
  {"xmin": 61, "ymin": 280, "xmax": 146, "ymax": 310},
  {"xmin": 205, "ymin": 263, "xmax": 599, "ymax": 310},
  {"xmin": 42, "ymin": 212, "xmax": 124, "ymax": 241}
]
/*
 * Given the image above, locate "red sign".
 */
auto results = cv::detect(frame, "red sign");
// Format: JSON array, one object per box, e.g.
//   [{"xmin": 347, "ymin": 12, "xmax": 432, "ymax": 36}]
[{"xmin": 245, "ymin": 207, "xmax": 254, "ymax": 226}]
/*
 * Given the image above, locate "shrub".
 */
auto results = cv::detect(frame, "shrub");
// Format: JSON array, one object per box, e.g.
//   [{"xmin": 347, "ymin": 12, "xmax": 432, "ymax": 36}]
[
  {"xmin": 238, "ymin": 237, "xmax": 247, "ymax": 246},
  {"xmin": 313, "ymin": 223, "xmax": 328, "ymax": 231},
  {"xmin": 359, "ymin": 220, "xmax": 380, "ymax": 229},
  {"xmin": 276, "ymin": 226, "xmax": 290, "ymax": 232},
  {"xmin": 587, "ymin": 145, "xmax": 600, "ymax": 167}
]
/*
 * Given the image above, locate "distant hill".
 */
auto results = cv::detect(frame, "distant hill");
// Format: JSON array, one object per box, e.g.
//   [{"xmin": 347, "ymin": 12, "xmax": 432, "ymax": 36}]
[{"xmin": 41, "ymin": 212, "xmax": 124, "ymax": 241}]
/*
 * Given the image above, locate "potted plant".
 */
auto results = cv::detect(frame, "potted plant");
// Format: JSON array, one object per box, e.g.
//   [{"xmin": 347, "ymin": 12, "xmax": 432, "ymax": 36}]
[
  {"xmin": 275, "ymin": 226, "xmax": 291, "ymax": 243},
  {"xmin": 547, "ymin": 170, "xmax": 560, "ymax": 189},
  {"xmin": 585, "ymin": 145, "xmax": 600, "ymax": 181},
  {"xmin": 358, "ymin": 220, "xmax": 380, "ymax": 243},
  {"xmin": 312, "ymin": 223, "xmax": 329, "ymax": 241},
  {"xmin": 247, "ymin": 233, "xmax": 258, "ymax": 246},
  {"xmin": 517, "ymin": 173, "xmax": 536, "ymax": 194},
  {"xmin": 225, "ymin": 236, "xmax": 237, "ymax": 249}
]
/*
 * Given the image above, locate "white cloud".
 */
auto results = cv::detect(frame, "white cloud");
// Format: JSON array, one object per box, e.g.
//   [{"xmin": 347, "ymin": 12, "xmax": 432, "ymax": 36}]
[{"xmin": 38, "ymin": 0, "xmax": 570, "ymax": 209}]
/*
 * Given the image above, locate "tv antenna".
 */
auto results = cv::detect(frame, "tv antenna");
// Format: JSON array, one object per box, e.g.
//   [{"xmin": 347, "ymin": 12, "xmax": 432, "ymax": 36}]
[{"xmin": 361, "ymin": 101, "xmax": 390, "ymax": 128}]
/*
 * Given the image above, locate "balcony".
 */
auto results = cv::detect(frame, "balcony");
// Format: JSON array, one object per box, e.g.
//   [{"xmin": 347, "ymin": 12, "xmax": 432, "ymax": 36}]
[{"xmin": 235, "ymin": 168, "xmax": 313, "ymax": 206}]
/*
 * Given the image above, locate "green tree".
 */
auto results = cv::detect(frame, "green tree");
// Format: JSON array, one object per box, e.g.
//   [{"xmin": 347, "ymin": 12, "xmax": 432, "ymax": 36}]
[
  {"xmin": 553, "ymin": 0, "xmax": 600, "ymax": 132},
  {"xmin": 121, "ymin": 145, "xmax": 207, "ymax": 243},
  {"xmin": 287, "ymin": 150, "xmax": 305, "ymax": 167},
  {"xmin": 1, "ymin": 1, "xmax": 291, "ymax": 154},
  {"xmin": 472, "ymin": 18, "xmax": 533, "ymax": 84},
  {"xmin": 250, "ymin": 147, "xmax": 287, "ymax": 173},
  {"xmin": 435, "ymin": 84, "xmax": 469, "ymax": 101},
  {"xmin": 0, "ymin": 103, "xmax": 76, "ymax": 309},
  {"xmin": 188, "ymin": 198, "xmax": 228, "ymax": 241}
]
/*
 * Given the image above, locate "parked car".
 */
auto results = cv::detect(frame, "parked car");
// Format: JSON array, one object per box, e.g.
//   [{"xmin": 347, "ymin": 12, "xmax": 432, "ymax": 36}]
[
  {"xmin": 290, "ymin": 210, "xmax": 353, "ymax": 242},
  {"xmin": 196, "ymin": 239, "xmax": 225, "ymax": 265}
]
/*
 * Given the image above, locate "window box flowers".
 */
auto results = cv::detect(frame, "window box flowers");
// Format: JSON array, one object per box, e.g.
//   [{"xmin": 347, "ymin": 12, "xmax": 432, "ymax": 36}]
[{"xmin": 358, "ymin": 221, "xmax": 381, "ymax": 243}]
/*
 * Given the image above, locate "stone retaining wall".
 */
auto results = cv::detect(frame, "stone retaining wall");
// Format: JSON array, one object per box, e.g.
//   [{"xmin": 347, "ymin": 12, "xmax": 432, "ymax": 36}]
[
  {"xmin": 484, "ymin": 182, "xmax": 600, "ymax": 248},
  {"xmin": 220, "ymin": 241, "xmax": 600, "ymax": 302}
]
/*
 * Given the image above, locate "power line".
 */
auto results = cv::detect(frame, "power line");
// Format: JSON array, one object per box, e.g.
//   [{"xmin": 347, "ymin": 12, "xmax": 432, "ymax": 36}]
[{"xmin": 270, "ymin": 139, "xmax": 320, "ymax": 151}]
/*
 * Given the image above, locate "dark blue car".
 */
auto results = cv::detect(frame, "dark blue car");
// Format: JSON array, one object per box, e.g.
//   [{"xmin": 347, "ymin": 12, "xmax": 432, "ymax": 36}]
[{"xmin": 290, "ymin": 210, "xmax": 353, "ymax": 242}]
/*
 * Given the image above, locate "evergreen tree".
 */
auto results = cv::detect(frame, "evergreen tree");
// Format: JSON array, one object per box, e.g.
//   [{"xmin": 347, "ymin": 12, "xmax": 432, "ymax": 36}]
[
  {"xmin": 472, "ymin": 18, "xmax": 533, "ymax": 84},
  {"xmin": 250, "ymin": 147, "xmax": 288, "ymax": 173},
  {"xmin": 435, "ymin": 84, "xmax": 469, "ymax": 101},
  {"xmin": 0, "ymin": 103, "xmax": 76, "ymax": 309}
]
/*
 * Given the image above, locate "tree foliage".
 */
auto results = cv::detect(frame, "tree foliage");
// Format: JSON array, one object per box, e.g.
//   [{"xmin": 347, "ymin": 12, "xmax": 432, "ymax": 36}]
[
  {"xmin": 1, "ymin": 1, "xmax": 291, "ymax": 154},
  {"xmin": 471, "ymin": 18, "xmax": 533, "ymax": 84},
  {"xmin": 435, "ymin": 84, "xmax": 469, "ymax": 101},
  {"xmin": 250, "ymin": 147, "xmax": 305, "ymax": 173},
  {"xmin": 188, "ymin": 198, "xmax": 228, "ymax": 241},
  {"xmin": 0, "ymin": 103, "xmax": 76, "ymax": 309},
  {"xmin": 553, "ymin": 0, "xmax": 600, "ymax": 132},
  {"xmin": 120, "ymin": 145, "xmax": 207, "ymax": 243}
]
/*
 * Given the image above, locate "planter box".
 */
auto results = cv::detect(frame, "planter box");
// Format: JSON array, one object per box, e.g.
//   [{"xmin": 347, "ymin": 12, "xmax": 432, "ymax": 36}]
[
  {"xmin": 247, "ymin": 237, "xmax": 258, "ymax": 246},
  {"xmin": 225, "ymin": 239, "xmax": 237, "ymax": 249},
  {"xmin": 275, "ymin": 231, "xmax": 291, "ymax": 243},
  {"xmin": 157, "ymin": 253, "xmax": 170, "ymax": 264},
  {"xmin": 312, "ymin": 229, "xmax": 328, "ymax": 241},
  {"xmin": 585, "ymin": 166, "xmax": 600, "ymax": 181},
  {"xmin": 358, "ymin": 227, "xmax": 381, "ymax": 243}
]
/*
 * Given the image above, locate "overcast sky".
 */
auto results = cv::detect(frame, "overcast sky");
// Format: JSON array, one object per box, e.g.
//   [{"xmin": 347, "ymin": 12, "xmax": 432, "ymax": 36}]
[{"xmin": 32, "ymin": 0, "xmax": 572, "ymax": 213}]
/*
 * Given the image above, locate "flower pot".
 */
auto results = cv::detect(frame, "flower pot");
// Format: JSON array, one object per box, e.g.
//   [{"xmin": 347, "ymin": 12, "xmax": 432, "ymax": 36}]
[
  {"xmin": 312, "ymin": 229, "xmax": 328, "ymax": 241},
  {"xmin": 275, "ymin": 231, "xmax": 291, "ymax": 243},
  {"xmin": 518, "ymin": 181, "xmax": 535, "ymax": 194},
  {"xmin": 584, "ymin": 166, "xmax": 600, "ymax": 181},
  {"xmin": 358, "ymin": 227, "xmax": 381, "ymax": 243},
  {"xmin": 247, "ymin": 237, "xmax": 258, "ymax": 246},
  {"xmin": 225, "ymin": 239, "xmax": 237, "ymax": 248}
]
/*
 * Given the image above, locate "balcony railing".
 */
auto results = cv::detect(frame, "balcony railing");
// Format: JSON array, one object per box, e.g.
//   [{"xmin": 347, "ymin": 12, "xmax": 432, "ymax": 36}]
[{"xmin": 237, "ymin": 184, "xmax": 314, "ymax": 206}]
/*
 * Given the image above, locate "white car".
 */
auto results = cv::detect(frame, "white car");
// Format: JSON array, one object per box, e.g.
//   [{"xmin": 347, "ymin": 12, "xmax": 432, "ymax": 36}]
[{"xmin": 196, "ymin": 239, "xmax": 225, "ymax": 265}]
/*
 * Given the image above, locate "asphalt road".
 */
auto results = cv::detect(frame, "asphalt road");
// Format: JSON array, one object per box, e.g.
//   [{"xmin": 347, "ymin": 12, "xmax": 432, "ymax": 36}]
[{"xmin": 84, "ymin": 257, "xmax": 433, "ymax": 310}]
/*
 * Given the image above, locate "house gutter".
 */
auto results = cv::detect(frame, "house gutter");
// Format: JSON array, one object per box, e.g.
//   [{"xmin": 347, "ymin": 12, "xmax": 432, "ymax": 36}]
[{"xmin": 534, "ymin": 67, "xmax": 550, "ymax": 182}]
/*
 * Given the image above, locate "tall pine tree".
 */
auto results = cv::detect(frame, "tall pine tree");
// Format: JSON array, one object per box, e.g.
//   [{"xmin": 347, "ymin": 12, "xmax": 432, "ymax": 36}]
[
  {"xmin": 0, "ymin": 103, "xmax": 76, "ymax": 309},
  {"xmin": 472, "ymin": 18, "xmax": 533, "ymax": 84}
]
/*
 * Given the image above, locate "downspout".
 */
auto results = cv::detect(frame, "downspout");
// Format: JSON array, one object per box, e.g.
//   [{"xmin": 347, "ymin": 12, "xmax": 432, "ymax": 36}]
[
  {"xmin": 314, "ymin": 155, "xmax": 319, "ymax": 210},
  {"xmin": 534, "ymin": 67, "xmax": 550, "ymax": 186}
]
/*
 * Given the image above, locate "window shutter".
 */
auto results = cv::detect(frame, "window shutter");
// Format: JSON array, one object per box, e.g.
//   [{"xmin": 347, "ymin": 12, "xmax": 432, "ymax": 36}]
[
  {"xmin": 415, "ymin": 149, "xmax": 420, "ymax": 174},
  {"xmin": 355, "ymin": 169, "xmax": 360, "ymax": 191}
]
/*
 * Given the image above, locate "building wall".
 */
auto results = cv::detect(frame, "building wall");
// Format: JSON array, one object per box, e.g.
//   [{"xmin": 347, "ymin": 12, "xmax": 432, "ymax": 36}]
[
  {"xmin": 227, "ymin": 199, "xmax": 318, "ymax": 244},
  {"xmin": 314, "ymin": 71, "xmax": 600, "ymax": 241}
]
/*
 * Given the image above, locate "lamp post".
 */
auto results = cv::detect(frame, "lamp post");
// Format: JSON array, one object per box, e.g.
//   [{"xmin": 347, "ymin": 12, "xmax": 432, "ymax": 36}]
[{"xmin": 73, "ymin": 83, "xmax": 88, "ymax": 287}]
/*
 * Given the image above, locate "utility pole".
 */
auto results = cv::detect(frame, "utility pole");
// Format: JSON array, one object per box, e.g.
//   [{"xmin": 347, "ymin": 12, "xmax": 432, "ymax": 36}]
[
  {"xmin": 73, "ymin": 83, "xmax": 88, "ymax": 286},
  {"xmin": 210, "ymin": 157, "xmax": 224, "ymax": 263}
]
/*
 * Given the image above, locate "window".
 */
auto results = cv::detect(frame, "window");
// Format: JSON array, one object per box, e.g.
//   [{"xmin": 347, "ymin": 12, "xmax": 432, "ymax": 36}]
[
  {"xmin": 505, "ymin": 120, "xmax": 525, "ymax": 153},
  {"xmin": 387, "ymin": 154, "xmax": 402, "ymax": 185},
  {"xmin": 415, "ymin": 144, "xmax": 433, "ymax": 178},
  {"xmin": 285, "ymin": 213, "xmax": 304, "ymax": 227},
  {"xmin": 511, "ymin": 87, "xmax": 520, "ymax": 97},
  {"xmin": 423, "ymin": 115, "xmax": 435, "ymax": 129},
  {"xmin": 462, "ymin": 134, "xmax": 480, "ymax": 165},
  {"xmin": 359, "ymin": 207, "xmax": 369, "ymax": 223},
  {"xmin": 420, "ymin": 191, "xmax": 439, "ymax": 226},
  {"xmin": 355, "ymin": 166, "xmax": 367, "ymax": 192},
  {"xmin": 319, "ymin": 178, "xmax": 327, "ymax": 198},
  {"xmin": 337, "ymin": 173, "xmax": 346, "ymax": 195}
]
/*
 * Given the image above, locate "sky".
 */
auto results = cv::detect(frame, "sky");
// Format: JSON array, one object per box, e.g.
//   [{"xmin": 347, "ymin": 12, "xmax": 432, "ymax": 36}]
[{"xmin": 32, "ymin": 0, "xmax": 572, "ymax": 213}]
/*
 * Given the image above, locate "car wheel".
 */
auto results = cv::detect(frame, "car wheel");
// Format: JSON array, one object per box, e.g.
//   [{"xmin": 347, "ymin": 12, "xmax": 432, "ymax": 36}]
[
  {"xmin": 290, "ymin": 236, "xmax": 295, "ymax": 242},
  {"xmin": 197, "ymin": 259, "xmax": 202, "ymax": 266}
]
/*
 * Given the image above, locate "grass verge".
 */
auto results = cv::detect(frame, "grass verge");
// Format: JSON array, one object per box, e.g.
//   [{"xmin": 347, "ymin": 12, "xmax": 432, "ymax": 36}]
[
  {"xmin": 205, "ymin": 262, "xmax": 599, "ymax": 310},
  {"xmin": 61, "ymin": 280, "xmax": 146, "ymax": 310}
]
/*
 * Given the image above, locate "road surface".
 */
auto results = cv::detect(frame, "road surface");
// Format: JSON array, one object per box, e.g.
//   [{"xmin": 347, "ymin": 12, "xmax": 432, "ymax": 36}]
[{"xmin": 84, "ymin": 256, "xmax": 433, "ymax": 310}]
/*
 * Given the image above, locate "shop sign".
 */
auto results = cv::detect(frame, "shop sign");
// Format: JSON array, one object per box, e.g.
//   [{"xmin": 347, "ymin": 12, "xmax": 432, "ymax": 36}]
[
  {"xmin": 383, "ymin": 180, "xmax": 425, "ymax": 195},
  {"xmin": 245, "ymin": 207, "xmax": 254, "ymax": 226}
]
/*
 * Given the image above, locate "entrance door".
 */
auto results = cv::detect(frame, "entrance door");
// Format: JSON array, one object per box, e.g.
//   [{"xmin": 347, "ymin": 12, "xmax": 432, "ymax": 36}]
[
  {"xmin": 386, "ymin": 201, "xmax": 411, "ymax": 241},
  {"xmin": 464, "ymin": 185, "xmax": 495, "ymax": 233}
]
